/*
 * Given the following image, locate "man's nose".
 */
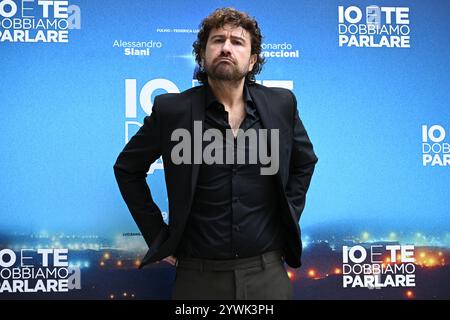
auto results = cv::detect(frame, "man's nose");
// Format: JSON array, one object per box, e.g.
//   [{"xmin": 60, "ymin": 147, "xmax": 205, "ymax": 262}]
[{"xmin": 221, "ymin": 39, "xmax": 232, "ymax": 55}]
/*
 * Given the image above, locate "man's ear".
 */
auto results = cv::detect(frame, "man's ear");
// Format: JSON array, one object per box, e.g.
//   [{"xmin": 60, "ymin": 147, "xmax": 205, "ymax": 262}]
[
  {"xmin": 200, "ymin": 50, "xmax": 205, "ymax": 67},
  {"xmin": 248, "ymin": 53, "xmax": 257, "ymax": 72}
]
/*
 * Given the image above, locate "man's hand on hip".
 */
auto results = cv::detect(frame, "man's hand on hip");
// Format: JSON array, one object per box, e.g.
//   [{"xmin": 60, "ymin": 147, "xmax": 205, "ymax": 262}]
[{"xmin": 162, "ymin": 255, "xmax": 177, "ymax": 266}]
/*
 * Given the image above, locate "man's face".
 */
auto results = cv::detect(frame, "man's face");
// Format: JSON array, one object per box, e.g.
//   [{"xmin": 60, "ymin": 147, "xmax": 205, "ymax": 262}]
[{"xmin": 202, "ymin": 24, "xmax": 257, "ymax": 82}]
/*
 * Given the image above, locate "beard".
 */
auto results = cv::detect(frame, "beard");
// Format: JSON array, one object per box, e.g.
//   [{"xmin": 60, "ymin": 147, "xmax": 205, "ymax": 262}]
[{"xmin": 205, "ymin": 57, "xmax": 249, "ymax": 82}]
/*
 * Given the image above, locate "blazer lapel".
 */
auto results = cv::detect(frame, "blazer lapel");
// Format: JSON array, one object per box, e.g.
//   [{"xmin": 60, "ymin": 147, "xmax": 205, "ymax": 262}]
[
  {"xmin": 248, "ymin": 85, "xmax": 285, "ymax": 188},
  {"xmin": 190, "ymin": 86, "xmax": 206, "ymax": 205},
  {"xmin": 248, "ymin": 84, "xmax": 276, "ymax": 149}
]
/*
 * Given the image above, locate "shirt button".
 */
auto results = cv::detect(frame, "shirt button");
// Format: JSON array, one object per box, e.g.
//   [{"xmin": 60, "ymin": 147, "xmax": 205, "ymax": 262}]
[{"xmin": 235, "ymin": 253, "xmax": 239, "ymax": 258}]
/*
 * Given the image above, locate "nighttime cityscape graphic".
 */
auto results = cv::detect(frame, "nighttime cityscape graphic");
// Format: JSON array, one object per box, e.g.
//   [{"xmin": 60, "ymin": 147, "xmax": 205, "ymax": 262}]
[{"xmin": 1, "ymin": 223, "xmax": 448, "ymax": 300}]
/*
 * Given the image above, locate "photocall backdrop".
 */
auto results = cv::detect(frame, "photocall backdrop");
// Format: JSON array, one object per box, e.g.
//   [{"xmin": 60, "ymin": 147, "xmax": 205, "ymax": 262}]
[{"xmin": 0, "ymin": 0, "xmax": 449, "ymax": 299}]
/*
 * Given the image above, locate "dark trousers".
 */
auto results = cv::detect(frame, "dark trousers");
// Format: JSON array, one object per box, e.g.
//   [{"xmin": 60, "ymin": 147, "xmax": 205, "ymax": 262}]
[{"xmin": 172, "ymin": 250, "xmax": 293, "ymax": 300}]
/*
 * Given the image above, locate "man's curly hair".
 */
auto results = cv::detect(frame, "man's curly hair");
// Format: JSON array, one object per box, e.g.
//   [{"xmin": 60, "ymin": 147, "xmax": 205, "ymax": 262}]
[{"xmin": 193, "ymin": 8, "xmax": 265, "ymax": 85}]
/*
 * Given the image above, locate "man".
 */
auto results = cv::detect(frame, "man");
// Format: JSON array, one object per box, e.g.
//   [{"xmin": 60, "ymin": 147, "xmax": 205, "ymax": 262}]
[{"xmin": 113, "ymin": 8, "xmax": 318, "ymax": 300}]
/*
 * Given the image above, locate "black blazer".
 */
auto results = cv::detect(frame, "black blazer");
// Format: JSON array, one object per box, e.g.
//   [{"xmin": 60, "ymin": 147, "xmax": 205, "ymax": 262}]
[{"xmin": 113, "ymin": 83, "xmax": 318, "ymax": 268}]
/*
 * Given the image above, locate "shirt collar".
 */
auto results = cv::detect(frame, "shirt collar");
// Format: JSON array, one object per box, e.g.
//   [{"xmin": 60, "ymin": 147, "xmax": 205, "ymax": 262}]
[{"xmin": 206, "ymin": 83, "xmax": 254, "ymax": 109}]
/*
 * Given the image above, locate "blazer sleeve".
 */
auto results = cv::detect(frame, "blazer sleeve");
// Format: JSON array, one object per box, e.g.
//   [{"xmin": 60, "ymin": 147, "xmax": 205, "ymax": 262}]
[
  {"xmin": 113, "ymin": 96, "xmax": 167, "ymax": 248},
  {"xmin": 285, "ymin": 91, "xmax": 318, "ymax": 222}
]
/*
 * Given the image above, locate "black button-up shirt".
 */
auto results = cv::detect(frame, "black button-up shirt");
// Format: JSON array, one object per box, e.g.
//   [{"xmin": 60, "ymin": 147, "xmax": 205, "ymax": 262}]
[{"xmin": 177, "ymin": 85, "xmax": 284, "ymax": 260}]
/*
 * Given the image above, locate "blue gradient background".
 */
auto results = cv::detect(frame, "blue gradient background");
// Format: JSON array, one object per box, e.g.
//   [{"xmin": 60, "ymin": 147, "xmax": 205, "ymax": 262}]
[{"xmin": 0, "ymin": 0, "xmax": 449, "ymax": 238}]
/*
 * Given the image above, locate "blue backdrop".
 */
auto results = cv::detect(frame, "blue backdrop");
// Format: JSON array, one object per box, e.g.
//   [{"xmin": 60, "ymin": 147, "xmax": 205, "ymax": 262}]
[{"xmin": 1, "ymin": 0, "xmax": 449, "ymax": 300}]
